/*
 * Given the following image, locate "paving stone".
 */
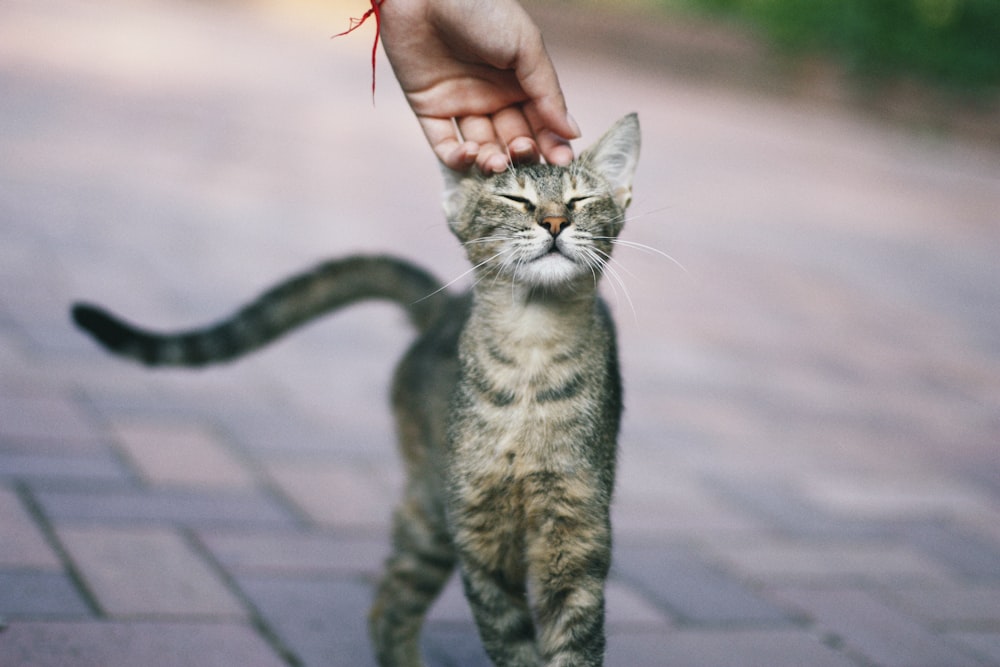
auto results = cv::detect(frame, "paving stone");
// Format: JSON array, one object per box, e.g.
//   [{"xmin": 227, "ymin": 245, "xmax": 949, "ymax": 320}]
[
  {"xmin": 423, "ymin": 625, "xmax": 492, "ymax": 667},
  {"xmin": 56, "ymin": 526, "xmax": 246, "ymax": 617},
  {"xmin": 613, "ymin": 544, "xmax": 792, "ymax": 625},
  {"xmin": 110, "ymin": 419, "xmax": 256, "ymax": 489},
  {"xmin": 78, "ymin": 381, "xmax": 218, "ymax": 424},
  {"xmin": 605, "ymin": 629, "xmax": 858, "ymax": 667},
  {"xmin": 425, "ymin": 572, "xmax": 472, "ymax": 625},
  {"xmin": 0, "ymin": 620, "xmax": 287, "ymax": 667},
  {"xmin": 897, "ymin": 521, "xmax": 1000, "ymax": 580},
  {"xmin": 236, "ymin": 575, "xmax": 379, "ymax": 667},
  {"xmin": 612, "ymin": 471, "xmax": 762, "ymax": 539},
  {"xmin": 949, "ymin": 633, "xmax": 1000, "ymax": 664},
  {"xmin": 198, "ymin": 529, "xmax": 388, "ymax": 575},
  {"xmin": 708, "ymin": 539, "xmax": 951, "ymax": 585},
  {"xmin": 884, "ymin": 584, "xmax": 1000, "ymax": 627},
  {"xmin": 606, "ymin": 577, "xmax": 676, "ymax": 630},
  {"xmin": 0, "ymin": 487, "xmax": 60, "ymax": 569},
  {"xmin": 801, "ymin": 473, "xmax": 999, "ymax": 521},
  {"xmin": 0, "ymin": 452, "xmax": 129, "ymax": 484},
  {"xmin": 265, "ymin": 459, "xmax": 397, "ymax": 529},
  {"xmin": 0, "ymin": 431, "xmax": 111, "ymax": 457},
  {"xmin": 705, "ymin": 476, "xmax": 888, "ymax": 539},
  {"xmin": 774, "ymin": 587, "xmax": 991, "ymax": 667},
  {"xmin": 0, "ymin": 394, "xmax": 104, "ymax": 444},
  {"xmin": 0, "ymin": 325, "xmax": 29, "ymax": 372},
  {"xmin": 0, "ymin": 570, "xmax": 92, "ymax": 619},
  {"xmin": 0, "ymin": 570, "xmax": 91, "ymax": 617},
  {"xmin": 34, "ymin": 487, "xmax": 296, "ymax": 527},
  {"xmin": 211, "ymin": 406, "xmax": 360, "ymax": 457}
]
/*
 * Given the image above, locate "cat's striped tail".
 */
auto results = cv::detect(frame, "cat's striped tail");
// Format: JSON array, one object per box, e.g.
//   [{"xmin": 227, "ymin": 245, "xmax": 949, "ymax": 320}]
[{"xmin": 71, "ymin": 255, "xmax": 449, "ymax": 367}]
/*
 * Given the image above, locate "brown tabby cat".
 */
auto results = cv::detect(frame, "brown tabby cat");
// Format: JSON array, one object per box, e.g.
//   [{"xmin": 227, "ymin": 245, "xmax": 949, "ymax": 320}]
[{"xmin": 71, "ymin": 113, "xmax": 641, "ymax": 667}]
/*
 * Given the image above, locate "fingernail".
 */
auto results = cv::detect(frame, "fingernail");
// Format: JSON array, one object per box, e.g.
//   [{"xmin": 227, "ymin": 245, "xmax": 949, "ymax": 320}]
[
  {"xmin": 549, "ymin": 144, "xmax": 574, "ymax": 167},
  {"xmin": 566, "ymin": 113, "xmax": 581, "ymax": 139},
  {"xmin": 461, "ymin": 144, "xmax": 479, "ymax": 166},
  {"xmin": 488, "ymin": 155, "xmax": 509, "ymax": 173},
  {"xmin": 509, "ymin": 138, "xmax": 536, "ymax": 161}
]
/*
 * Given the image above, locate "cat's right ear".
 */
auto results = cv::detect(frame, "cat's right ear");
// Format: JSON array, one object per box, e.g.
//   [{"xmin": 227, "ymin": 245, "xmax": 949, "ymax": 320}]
[{"xmin": 440, "ymin": 166, "xmax": 480, "ymax": 231}]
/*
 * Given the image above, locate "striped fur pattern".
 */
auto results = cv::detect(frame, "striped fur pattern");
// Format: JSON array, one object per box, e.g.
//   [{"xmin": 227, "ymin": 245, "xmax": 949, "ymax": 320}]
[{"xmin": 72, "ymin": 113, "xmax": 641, "ymax": 667}]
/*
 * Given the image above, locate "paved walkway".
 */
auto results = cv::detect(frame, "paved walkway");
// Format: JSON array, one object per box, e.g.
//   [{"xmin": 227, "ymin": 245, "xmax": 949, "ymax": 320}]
[{"xmin": 2, "ymin": 1, "xmax": 999, "ymax": 665}]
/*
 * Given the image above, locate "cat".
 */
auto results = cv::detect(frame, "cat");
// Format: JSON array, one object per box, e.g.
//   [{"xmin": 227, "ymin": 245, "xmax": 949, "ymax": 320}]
[{"xmin": 71, "ymin": 112, "xmax": 641, "ymax": 667}]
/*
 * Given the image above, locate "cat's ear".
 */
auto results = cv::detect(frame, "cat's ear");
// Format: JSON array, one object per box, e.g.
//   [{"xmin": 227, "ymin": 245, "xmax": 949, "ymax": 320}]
[
  {"xmin": 578, "ymin": 113, "xmax": 641, "ymax": 209},
  {"xmin": 440, "ymin": 165, "xmax": 480, "ymax": 231}
]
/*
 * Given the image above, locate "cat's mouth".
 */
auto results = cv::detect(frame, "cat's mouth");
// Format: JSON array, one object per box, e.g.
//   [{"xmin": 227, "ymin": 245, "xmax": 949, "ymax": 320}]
[
  {"xmin": 516, "ymin": 238, "xmax": 589, "ymax": 288},
  {"xmin": 531, "ymin": 241, "xmax": 578, "ymax": 269},
  {"xmin": 535, "ymin": 242, "xmax": 571, "ymax": 265}
]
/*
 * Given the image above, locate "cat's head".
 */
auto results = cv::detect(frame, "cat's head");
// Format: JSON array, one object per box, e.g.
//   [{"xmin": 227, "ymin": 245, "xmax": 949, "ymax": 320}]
[{"xmin": 442, "ymin": 113, "xmax": 640, "ymax": 291}]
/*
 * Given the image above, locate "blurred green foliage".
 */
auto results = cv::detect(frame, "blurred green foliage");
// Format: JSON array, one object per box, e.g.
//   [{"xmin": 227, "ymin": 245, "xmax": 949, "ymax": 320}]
[{"xmin": 670, "ymin": 0, "xmax": 1000, "ymax": 90}]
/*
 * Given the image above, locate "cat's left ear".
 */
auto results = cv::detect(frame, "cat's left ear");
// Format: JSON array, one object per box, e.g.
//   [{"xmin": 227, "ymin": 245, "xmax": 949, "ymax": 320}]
[{"xmin": 578, "ymin": 113, "xmax": 641, "ymax": 209}]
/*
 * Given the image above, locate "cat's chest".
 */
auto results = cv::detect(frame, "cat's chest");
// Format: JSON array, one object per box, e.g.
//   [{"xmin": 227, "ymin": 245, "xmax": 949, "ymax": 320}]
[
  {"xmin": 453, "ymin": 302, "xmax": 606, "ymax": 465},
  {"xmin": 471, "ymin": 304, "xmax": 591, "ymax": 401}
]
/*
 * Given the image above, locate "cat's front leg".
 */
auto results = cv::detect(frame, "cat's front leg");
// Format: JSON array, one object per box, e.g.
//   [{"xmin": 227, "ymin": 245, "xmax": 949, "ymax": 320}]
[
  {"xmin": 449, "ymin": 482, "xmax": 543, "ymax": 667},
  {"xmin": 525, "ymin": 473, "xmax": 612, "ymax": 667},
  {"xmin": 533, "ymin": 576, "xmax": 607, "ymax": 667},
  {"xmin": 459, "ymin": 561, "xmax": 543, "ymax": 667}
]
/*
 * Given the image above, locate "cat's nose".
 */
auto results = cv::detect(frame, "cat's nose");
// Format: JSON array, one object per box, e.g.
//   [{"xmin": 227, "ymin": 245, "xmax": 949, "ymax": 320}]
[{"xmin": 540, "ymin": 216, "xmax": 569, "ymax": 237}]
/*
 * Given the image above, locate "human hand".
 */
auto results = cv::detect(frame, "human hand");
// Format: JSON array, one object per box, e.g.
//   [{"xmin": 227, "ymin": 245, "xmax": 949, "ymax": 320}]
[{"xmin": 379, "ymin": 0, "xmax": 579, "ymax": 173}]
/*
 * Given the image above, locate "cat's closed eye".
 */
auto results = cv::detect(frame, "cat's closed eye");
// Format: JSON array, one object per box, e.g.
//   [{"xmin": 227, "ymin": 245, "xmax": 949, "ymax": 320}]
[
  {"xmin": 498, "ymin": 194, "xmax": 536, "ymax": 212},
  {"xmin": 567, "ymin": 196, "xmax": 596, "ymax": 211}
]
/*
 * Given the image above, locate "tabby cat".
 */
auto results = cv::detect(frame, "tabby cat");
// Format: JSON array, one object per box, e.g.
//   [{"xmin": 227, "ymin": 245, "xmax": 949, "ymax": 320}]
[{"xmin": 72, "ymin": 113, "xmax": 641, "ymax": 667}]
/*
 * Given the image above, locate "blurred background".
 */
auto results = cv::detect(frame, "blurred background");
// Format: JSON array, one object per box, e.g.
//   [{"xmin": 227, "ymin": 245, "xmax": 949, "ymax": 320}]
[
  {"xmin": 661, "ymin": 0, "xmax": 1000, "ymax": 91},
  {"xmin": 1, "ymin": 1, "xmax": 999, "ymax": 666},
  {"xmin": 535, "ymin": 0, "xmax": 1000, "ymax": 142}
]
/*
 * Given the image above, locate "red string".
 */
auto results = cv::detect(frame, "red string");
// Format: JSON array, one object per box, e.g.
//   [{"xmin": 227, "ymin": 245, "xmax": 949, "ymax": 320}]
[{"xmin": 333, "ymin": 0, "xmax": 383, "ymax": 103}]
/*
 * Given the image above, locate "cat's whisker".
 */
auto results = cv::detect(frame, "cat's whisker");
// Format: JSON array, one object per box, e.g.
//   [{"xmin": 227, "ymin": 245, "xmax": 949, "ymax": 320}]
[
  {"xmin": 509, "ymin": 253, "xmax": 532, "ymax": 304},
  {"xmin": 590, "ymin": 245, "xmax": 642, "ymax": 283},
  {"xmin": 618, "ymin": 205, "xmax": 673, "ymax": 225},
  {"xmin": 600, "ymin": 258, "xmax": 639, "ymax": 327},
  {"xmin": 463, "ymin": 233, "xmax": 516, "ymax": 247},
  {"xmin": 503, "ymin": 149, "xmax": 517, "ymax": 173},
  {"xmin": 579, "ymin": 245, "xmax": 638, "ymax": 326},
  {"xmin": 583, "ymin": 251, "xmax": 601, "ymax": 290},
  {"xmin": 593, "ymin": 205, "xmax": 670, "ymax": 235},
  {"xmin": 594, "ymin": 237, "xmax": 690, "ymax": 275},
  {"xmin": 412, "ymin": 250, "xmax": 508, "ymax": 304},
  {"xmin": 581, "ymin": 251, "xmax": 618, "ymax": 318}
]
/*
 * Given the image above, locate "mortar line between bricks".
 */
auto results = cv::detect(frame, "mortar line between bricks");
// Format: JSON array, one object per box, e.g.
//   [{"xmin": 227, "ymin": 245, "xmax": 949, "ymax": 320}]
[
  {"xmin": 205, "ymin": 419, "xmax": 324, "ymax": 530},
  {"xmin": 70, "ymin": 383, "xmax": 147, "ymax": 486},
  {"xmin": 14, "ymin": 480, "xmax": 105, "ymax": 618},
  {"xmin": 255, "ymin": 467, "xmax": 321, "ymax": 529},
  {"xmin": 820, "ymin": 633, "xmax": 880, "ymax": 667},
  {"xmin": 182, "ymin": 527, "xmax": 304, "ymax": 667}
]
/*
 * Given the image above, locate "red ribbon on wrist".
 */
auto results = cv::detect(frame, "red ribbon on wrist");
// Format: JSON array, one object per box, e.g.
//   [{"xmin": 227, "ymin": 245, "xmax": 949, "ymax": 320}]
[{"xmin": 333, "ymin": 0, "xmax": 383, "ymax": 102}]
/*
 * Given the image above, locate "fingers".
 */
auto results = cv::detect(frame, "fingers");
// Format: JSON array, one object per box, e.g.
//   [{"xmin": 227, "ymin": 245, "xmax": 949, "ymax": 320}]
[
  {"xmin": 420, "ymin": 111, "xmax": 572, "ymax": 174},
  {"xmin": 457, "ymin": 116, "xmax": 509, "ymax": 173},
  {"xmin": 523, "ymin": 104, "xmax": 575, "ymax": 167},
  {"xmin": 419, "ymin": 116, "xmax": 475, "ymax": 170},
  {"xmin": 418, "ymin": 99, "xmax": 578, "ymax": 174},
  {"xmin": 420, "ymin": 114, "xmax": 520, "ymax": 174}
]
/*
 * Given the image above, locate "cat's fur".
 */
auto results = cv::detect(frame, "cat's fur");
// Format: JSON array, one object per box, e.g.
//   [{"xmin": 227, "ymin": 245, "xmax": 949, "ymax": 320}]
[{"xmin": 71, "ymin": 113, "xmax": 641, "ymax": 667}]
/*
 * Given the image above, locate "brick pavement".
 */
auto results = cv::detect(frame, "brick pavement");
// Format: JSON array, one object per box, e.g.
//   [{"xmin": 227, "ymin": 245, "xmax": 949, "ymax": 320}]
[{"xmin": 2, "ymin": 0, "xmax": 1000, "ymax": 665}]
